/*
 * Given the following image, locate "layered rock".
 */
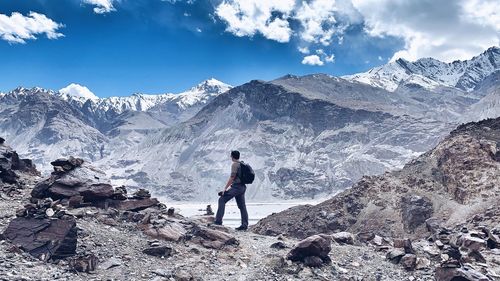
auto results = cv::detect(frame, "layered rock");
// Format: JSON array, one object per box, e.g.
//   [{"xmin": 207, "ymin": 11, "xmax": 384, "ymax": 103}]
[{"xmin": 2, "ymin": 198, "xmax": 77, "ymax": 260}]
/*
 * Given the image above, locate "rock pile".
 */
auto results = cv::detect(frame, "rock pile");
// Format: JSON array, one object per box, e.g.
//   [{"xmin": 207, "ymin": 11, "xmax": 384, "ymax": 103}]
[
  {"xmin": 31, "ymin": 157, "xmax": 159, "ymax": 211},
  {"xmin": 1, "ymin": 155, "xmax": 242, "ymax": 278}
]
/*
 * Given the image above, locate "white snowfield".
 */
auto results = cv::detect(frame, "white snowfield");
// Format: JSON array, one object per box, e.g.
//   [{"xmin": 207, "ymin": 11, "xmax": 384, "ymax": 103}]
[{"xmin": 0, "ymin": 47, "xmax": 498, "ymax": 202}]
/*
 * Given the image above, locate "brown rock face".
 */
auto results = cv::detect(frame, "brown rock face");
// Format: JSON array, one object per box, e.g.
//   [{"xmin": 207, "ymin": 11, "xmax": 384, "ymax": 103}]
[
  {"xmin": 401, "ymin": 195, "xmax": 433, "ymax": 232},
  {"xmin": 2, "ymin": 216, "xmax": 77, "ymax": 260},
  {"xmin": 287, "ymin": 234, "xmax": 332, "ymax": 266}
]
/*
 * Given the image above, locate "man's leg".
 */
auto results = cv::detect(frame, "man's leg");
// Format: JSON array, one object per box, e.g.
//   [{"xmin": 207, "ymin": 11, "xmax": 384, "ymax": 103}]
[
  {"xmin": 214, "ymin": 190, "xmax": 236, "ymax": 225},
  {"xmin": 235, "ymin": 189, "xmax": 249, "ymax": 228}
]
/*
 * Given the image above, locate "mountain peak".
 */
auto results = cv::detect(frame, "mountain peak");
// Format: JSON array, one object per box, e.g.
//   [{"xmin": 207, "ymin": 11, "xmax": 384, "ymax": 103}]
[
  {"xmin": 8, "ymin": 86, "xmax": 55, "ymax": 96},
  {"xmin": 190, "ymin": 78, "xmax": 231, "ymax": 94},
  {"xmin": 59, "ymin": 83, "xmax": 99, "ymax": 102}
]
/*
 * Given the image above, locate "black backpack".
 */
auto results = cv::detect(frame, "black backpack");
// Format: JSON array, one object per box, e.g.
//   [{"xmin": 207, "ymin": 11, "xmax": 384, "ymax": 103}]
[{"xmin": 238, "ymin": 161, "xmax": 255, "ymax": 184}]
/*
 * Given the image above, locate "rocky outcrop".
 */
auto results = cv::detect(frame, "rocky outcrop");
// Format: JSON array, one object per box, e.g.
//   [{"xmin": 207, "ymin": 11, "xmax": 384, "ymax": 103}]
[
  {"xmin": 0, "ymin": 138, "xmax": 39, "ymax": 196},
  {"xmin": 253, "ymin": 118, "xmax": 500, "ymax": 239},
  {"xmin": 31, "ymin": 157, "xmax": 114, "ymax": 202}
]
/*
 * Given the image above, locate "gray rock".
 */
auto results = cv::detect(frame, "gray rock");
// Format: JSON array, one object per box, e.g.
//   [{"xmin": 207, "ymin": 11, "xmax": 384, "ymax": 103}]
[
  {"xmin": 287, "ymin": 234, "xmax": 331, "ymax": 265},
  {"xmin": 435, "ymin": 266, "xmax": 489, "ymax": 281},
  {"xmin": 332, "ymin": 232, "xmax": 354, "ymax": 245},
  {"xmin": 386, "ymin": 249, "xmax": 406, "ymax": 264}
]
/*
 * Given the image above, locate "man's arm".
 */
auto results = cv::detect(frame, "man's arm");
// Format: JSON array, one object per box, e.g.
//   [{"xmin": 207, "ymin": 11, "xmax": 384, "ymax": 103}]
[
  {"xmin": 223, "ymin": 175, "xmax": 235, "ymax": 192},
  {"xmin": 221, "ymin": 162, "xmax": 238, "ymax": 194}
]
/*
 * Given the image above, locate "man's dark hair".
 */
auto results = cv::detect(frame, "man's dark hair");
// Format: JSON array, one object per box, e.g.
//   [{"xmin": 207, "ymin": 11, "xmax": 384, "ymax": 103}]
[{"xmin": 231, "ymin": 150, "xmax": 240, "ymax": 160}]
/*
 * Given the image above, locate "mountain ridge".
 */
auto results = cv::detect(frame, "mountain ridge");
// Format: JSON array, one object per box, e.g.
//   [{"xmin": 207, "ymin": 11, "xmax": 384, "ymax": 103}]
[{"xmin": 343, "ymin": 46, "xmax": 499, "ymax": 92}]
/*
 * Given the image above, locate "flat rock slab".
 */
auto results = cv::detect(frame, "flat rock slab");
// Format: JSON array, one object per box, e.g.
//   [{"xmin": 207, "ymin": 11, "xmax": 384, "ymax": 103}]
[
  {"xmin": 191, "ymin": 226, "xmax": 238, "ymax": 249},
  {"xmin": 143, "ymin": 246, "xmax": 173, "ymax": 257},
  {"xmin": 2, "ymin": 216, "xmax": 77, "ymax": 260},
  {"xmin": 109, "ymin": 198, "xmax": 160, "ymax": 212}
]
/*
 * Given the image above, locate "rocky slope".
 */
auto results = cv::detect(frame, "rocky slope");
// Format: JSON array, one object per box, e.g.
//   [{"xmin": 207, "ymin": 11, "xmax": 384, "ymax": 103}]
[
  {"xmin": 0, "ymin": 141, "xmax": 437, "ymax": 281},
  {"xmin": 252, "ymin": 117, "xmax": 500, "ymax": 239},
  {"xmin": 251, "ymin": 118, "xmax": 500, "ymax": 280}
]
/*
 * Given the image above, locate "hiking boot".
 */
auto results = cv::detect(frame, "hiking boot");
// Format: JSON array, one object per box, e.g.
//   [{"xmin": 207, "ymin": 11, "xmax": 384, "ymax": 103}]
[
  {"xmin": 235, "ymin": 225, "xmax": 248, "ymax": 231},
  {"xmin": 212, "ymin": 221, "xmax": 222, "ymax": 226}
]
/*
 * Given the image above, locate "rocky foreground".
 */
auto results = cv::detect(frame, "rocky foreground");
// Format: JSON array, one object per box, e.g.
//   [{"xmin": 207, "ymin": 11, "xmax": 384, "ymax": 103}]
[
  {"xmin": 0, "ymin": 138, "xmax": 442, "ymax": 281},
  {"xmin": 253, "ymin": 117, "xmax": 500, "ymax": 280}
]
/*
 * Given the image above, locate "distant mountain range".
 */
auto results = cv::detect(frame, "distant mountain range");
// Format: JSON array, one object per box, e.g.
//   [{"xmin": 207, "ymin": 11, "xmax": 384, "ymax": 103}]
[
  {"xmin": 0, "ymin": 47, "xmax": 498, "ymax": 201},
  {"xmin": 343, "ymin": 46, "xmax": 499, "ymax": 92}
]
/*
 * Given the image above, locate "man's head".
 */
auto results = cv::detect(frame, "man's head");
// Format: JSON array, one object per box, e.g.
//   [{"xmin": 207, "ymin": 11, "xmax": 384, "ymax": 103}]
[{"xmin": 231, "ymin": 150, "xmax": 240, "ymax": 160}]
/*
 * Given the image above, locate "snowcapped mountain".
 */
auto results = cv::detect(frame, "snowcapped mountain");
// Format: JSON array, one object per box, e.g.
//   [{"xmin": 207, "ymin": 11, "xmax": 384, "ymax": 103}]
[
  {"xmin": 0, "ymin": 79, "xmax": 231, "ymax": 172},
  {"xmin": 344, "ymin": 46, "xmax": 499, "ymax": 92},
  {"xmin": 58, "ymin": 83, "xmax": 100, "ymax": 102},
  {"xmin": 1, "ymin": 48, "xmax": 498, "ymax": 202}
]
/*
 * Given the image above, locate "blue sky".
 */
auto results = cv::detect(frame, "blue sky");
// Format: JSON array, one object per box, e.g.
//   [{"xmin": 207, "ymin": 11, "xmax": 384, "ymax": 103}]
[{"xmin": 0, "ymin": 0, "xmax": 498, "ymax": 97}]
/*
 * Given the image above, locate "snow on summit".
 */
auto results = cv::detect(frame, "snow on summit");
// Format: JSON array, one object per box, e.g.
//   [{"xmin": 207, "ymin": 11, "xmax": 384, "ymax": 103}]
[{"xmin": 59, "ymin": 83, "xmax": 99, "ymax": 102}]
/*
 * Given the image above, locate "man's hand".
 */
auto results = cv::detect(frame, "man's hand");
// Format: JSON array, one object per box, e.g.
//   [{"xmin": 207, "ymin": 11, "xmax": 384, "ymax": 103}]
[{"xmin": 218, "ymin": 190, "xmax": 225, "ymax": 196}]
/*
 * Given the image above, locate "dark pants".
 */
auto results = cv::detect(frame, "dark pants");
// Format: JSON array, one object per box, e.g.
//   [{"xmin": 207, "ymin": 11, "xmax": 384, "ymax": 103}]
[{"xmin": 215, "ymin": 184, "xmax": 248, "ymax": 227}]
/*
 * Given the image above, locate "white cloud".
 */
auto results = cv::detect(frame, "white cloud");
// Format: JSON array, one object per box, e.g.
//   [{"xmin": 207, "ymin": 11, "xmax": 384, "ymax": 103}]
[
  {"xmin": 302, "ymin": 55, "xmax": 324, "ymax": 66},
  {"xmin": 83, "ymin": 0, "xmax": 116, "ymax": 14},
  {"xmin": 326, "ymin": 54, "xmax": 335, "ymax": 62},
  {"xmin": 215, "ymin": 0, "xmax": 499, "ymax": 64},
  {"xmin": 59, "ymin": 83, "xmax": 99, "ymax": 101},
  {"xmin": 298, "ymin": 46, "xmax": 310, "ymax": 54},
  {"xmin": 351, "ymin": 0, "xmax": 500, "ymax": 62},
  {"xmin": 295, "ymin": 0, "xmax": 338, "ymax": 46},
  {"xmin": 0, "ymin": 12, "xmax": 64, "ymax": 44},
  {"xmin": 215, "ymin": 0, "xmax": 295, "ymax": 43}
]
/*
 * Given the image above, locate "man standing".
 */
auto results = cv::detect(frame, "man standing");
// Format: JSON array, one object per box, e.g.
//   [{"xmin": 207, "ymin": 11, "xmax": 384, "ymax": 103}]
[{"xmin": 214, "ymin": 150, "xmax": 249, "ymax": 231}]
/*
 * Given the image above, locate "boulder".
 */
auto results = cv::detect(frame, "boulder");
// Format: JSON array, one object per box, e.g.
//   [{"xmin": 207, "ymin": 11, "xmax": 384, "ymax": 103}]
[
  {"xmin": 356, "ymin": 231, "xmax": 375, "ymax": 242},
  {"xmin": 386, "ymin": 248, "xmax": 405, "ymax": 264},
  {"xmin": 143, "ymin": 246, "xmax": 173, "ymax": 257},
  {"xmin": 191, "ymin": 226, "xmax": 238, "ymax": 249},
  {"xmin": 144, "ymin": 223, "xmax": 187, "ymax": 242},
  {"xmin": 287, "ymin": 234, "xmax": 331, "ymax": 266},
  {"xmin": 435, "ymin": 266, "xmax": 489, "ymax": 281},
  {"xmin": 2, "ymin": 216, "xmax": 77, "ymax": 260},
  {"xmin": 331, "ymin": 231, "xmax": 354, "ymax": 245},
  {"xmin": 69, "ymin": 254, "xmax": 98, "ymax": 272},
  {"xmin": 270, "ymin": 241, "xmax": 287, "ymax": 249},
  {"xmin": 461, "ymin": 235, "xmax": 487, "ymax": 251},
  {"xmin": 50, "ymin": 157, "xmax": 84, "ymax": 172},
  {"xmin": 132, "ymin": 188, "xmax": 151, "ymax": 199},
  {"xmin": 401, "ymin": 194, "xmax": 433, "ymax": 232},
  {"xmin": 400, "ymin": 254, "xmax": 417, "ymax": 270}
]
